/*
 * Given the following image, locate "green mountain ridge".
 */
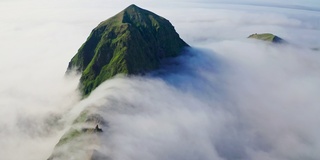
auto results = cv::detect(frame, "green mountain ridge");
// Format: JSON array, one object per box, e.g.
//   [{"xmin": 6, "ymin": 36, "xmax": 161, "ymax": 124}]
[
  {"xmin": 67, "ymin": 4, "xmax": 189, "ymax": 96},
  {"xmin": 47, "ymin": 108, "xmax": 106, "ymax": 160},
  {"xmin": 48, "ymin": 6, "xmax": 188, "ymax": 159},
  {"xmin": 248, "ymin": 33, "xmax": 284, "ymax": 43}
]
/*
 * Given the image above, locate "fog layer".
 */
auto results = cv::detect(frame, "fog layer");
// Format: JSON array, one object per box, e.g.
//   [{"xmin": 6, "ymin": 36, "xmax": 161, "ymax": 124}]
[{"xmin": 0, "ymin": 0, "xmax": 319, "ymax": 160}]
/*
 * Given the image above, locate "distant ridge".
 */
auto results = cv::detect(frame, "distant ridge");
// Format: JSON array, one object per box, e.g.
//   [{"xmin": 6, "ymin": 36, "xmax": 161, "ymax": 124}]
[
  {"xmin": 67, "ymin": 4, "xmax": 189, "ymax": 96},
  {"xmin": 248, "ymin": 33, "xmax": 284, "ymax": 43}
]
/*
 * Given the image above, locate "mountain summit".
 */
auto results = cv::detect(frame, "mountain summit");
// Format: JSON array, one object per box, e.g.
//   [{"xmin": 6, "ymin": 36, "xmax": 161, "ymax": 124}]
[
  {"xmin": 248, "ymin": 33, "xmax": 284, "ymax": 43},
  {"xmin": 67, "ymin": 4, "xmax": 189, "ymax": 96}
]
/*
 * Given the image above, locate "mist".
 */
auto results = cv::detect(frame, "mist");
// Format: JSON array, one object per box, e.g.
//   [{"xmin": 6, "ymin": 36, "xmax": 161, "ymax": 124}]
[{"xmin": 0, "ymin": 0, "xmax": 320, "ymax": 160}]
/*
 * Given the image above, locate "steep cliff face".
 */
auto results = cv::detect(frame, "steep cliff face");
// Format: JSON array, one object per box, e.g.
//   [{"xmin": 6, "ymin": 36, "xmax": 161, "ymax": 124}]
[
  {"xmin": 248, "ymin": 33, "xmax": 284, "ymax": 43},
  {"xmin": 67, "ymin": 4, "xmax": 189, "ymax": 96}
]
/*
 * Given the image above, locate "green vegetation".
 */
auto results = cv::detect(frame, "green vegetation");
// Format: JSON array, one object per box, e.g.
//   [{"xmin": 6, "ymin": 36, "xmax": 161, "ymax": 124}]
[
  {"xmin": 248, "ymin": 33, "xmax": 283, "ymax": 43},
  {"xmin": 55, "ymin": 126, "xmax": 102, "ymax": 147},
  {"xmin": 73, "ymin": 110, "xmax": 105, "ymax": 125},
  {"xmin": 73, "ymin": 110, "xmax": 89, "ymax": 124},
  {"xmin": 48, "ymin": 126, "xmax": 101, "ymax": 160},
  {"xmin": 67, "ymin": 4, "xmax": 189, "ymax": 96},
  {"xmin": 56, "ymin": 128, "xmax": 82, "ymax": 146}
]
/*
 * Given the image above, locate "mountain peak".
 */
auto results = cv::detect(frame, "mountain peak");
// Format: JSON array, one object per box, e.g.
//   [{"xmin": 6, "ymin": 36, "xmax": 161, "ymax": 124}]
[
  {"xmin": 248, "ymin": 33, "xmax": 284, "ymax": 43},
  {"xmin": 125, "ymin": 4, "xmax": 140, "ymax": 10},
  {"xmin": 122, "ymin": 4, "xmax": 144, "ymax": 14},
  {"xmin": 67, "ymin": 5, "xmax": 189, "ymax": 96}
]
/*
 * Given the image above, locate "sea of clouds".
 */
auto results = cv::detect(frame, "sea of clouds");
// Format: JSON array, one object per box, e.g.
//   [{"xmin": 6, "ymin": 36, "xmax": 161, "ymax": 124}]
[{"xmin": 0, "ymin": 0, "xmax": 319, "ymax": 160}]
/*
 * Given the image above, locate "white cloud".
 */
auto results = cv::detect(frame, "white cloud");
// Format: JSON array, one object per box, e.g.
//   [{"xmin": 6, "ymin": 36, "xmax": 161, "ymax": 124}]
[
  {"xmin": 0, "ymin": 0, "xmax": 320, "ymax": 160},
  {"xmin": 75, "ymin": 40, "xmax": 320, "ymax": 160}
]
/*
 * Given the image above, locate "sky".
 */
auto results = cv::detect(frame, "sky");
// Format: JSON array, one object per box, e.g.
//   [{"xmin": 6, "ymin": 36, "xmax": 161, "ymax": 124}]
[{"xmin": 0, "ymin": 0, "xmax": 320, "ymax": 160}]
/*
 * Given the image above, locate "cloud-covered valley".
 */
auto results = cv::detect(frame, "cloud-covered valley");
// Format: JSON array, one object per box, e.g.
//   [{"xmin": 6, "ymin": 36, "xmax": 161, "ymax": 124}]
[{"xmin": 0, "ymin": 0, "xmax": 319, "ymax": 160}]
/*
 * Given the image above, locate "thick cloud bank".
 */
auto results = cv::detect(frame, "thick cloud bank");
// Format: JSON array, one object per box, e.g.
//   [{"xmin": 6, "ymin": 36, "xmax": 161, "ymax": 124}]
[
  {"xmin": 0, "ymin": 0, "xmax": 320, "ymax": 160},
  {"xmin": 81, "ymin": 44, "xmax": 320, "ymax": 160}
]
